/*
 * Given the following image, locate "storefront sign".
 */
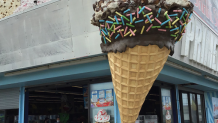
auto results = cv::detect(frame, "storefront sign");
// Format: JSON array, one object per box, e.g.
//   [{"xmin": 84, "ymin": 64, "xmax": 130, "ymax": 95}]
[
  {"xmin": 212, "ymin": 97, "xmax": 218, "ymax": 119},
  {"xmin": 181, "ymin": 15, "xmax": 218, "ymax": 71},
  {"xmin": 190, "ymin": 0, "xmax": 218, "ymax": 35},
  {"xmin": 91, "ymin": 89, "xmax": 114, "ymax": 107}
]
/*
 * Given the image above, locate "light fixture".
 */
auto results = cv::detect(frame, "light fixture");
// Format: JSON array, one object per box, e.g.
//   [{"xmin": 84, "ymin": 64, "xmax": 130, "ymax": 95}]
[
  {"xmin": 204, "ymin": 75, "xmax": 218, "ymax": 83},
  {"xmin": 36, "ymin": 99, "xmax": 61, "ymax": 102},
  {"xmin": 74, "ymin": 101, "xmax": 84, "ymax": 102},
  {"xmin": 72, "ymin": 86, "xmax": 83, "ymax": 88},
  {"xmin": 148, "ymin": 99, "xmax": 156, "ymax": 101},
  {"xmin": 165, "ymin": 61, "xmax": 202, "ymax": 76},
  {"xmin": 74, "ymin": 98, "xmax": 84, "ymax": 100},
  {"xmin": 29, "ymin": 102, "xmax": 60, "ymax": 103},
  {"xmin": 29, "ymin": 96, "xmax": 59, "ymax": 98},
  {"xmin": 149, "ymin": 94, "xmax": 159, "ymax": 96},
  {"xmin": 35, "ymin": 90, "xmax": 83, "ymax": 95}
]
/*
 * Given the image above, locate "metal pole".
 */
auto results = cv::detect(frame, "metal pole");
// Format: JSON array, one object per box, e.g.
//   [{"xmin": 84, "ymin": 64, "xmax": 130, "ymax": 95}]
[
  {"xmin": 19, "ymin": 87, "xmax": 25, "ymax": 123},
  {"xmin": 175, "ymin": 85, "xmax": 182, "ymax": 123}
]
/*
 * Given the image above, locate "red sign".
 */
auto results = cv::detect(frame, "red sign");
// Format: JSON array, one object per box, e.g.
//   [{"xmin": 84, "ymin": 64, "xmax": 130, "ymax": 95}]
[
  {"xmin": 190, "ymin": 0, "xmax": 218, "ymax": 35},
  {"xmin": 214, "ymin": 105, "xmax": 218, "ymax": 112}
]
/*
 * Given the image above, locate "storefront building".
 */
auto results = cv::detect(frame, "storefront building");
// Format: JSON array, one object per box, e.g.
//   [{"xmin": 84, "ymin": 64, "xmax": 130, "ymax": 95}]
[{"xmin": 0, "ymin": 0, "xmax": 218, "ymax": 123}]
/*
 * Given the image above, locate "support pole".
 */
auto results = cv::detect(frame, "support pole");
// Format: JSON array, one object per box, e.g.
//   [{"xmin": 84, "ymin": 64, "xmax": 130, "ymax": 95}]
[
  {"xmin": 19, "ymin": 87, "xmax": 25, "ymax": 123},
  {"xmin": 175, "ymin": 85, "xmax": 181, "ymax": 123}
]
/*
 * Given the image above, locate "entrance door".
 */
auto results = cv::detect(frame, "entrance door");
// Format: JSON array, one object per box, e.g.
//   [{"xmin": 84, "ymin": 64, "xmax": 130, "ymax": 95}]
[{"xmin": 179, "ymin": 91, "xmax": 205, "ymax": 123}]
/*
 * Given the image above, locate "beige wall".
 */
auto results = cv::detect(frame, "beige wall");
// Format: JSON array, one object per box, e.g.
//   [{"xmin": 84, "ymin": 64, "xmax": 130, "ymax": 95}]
[{"xmin": 0, "ymin": 0, "xmax": 20, "ymax": 19}]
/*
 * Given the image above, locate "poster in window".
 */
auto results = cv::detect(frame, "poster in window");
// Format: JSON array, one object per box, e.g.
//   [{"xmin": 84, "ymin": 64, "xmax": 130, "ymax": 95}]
[
  {"xmin": 162, "ymin": 96, "xmax": 171, "ymax": 110},
  {"xmin": 212, "ymin": 97, "xmax": 218, "ymax": 119},
  {"xmin": 91, "ymin": 89, "xmax": 114, "ymax": 107}
]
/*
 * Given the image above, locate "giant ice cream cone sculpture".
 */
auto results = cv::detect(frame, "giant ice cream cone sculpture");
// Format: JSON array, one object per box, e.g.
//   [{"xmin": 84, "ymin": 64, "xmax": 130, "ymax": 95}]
[
  {"xmin": 0, "ymin": 0, "xmax": 20, "ymax": 19},
  {"xmin": 108, "ymin": 45, "xmax": 170, "ymax": 122},
  {"xmin": 91, "ymin": 0, "xmax": 194, "ymax": 122}
]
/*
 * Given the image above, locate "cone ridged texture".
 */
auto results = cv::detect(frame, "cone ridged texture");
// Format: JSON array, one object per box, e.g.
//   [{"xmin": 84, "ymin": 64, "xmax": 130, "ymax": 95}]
[{"xmin": 108, "ymin": 45, "xmax": 170, "ymax": 123}]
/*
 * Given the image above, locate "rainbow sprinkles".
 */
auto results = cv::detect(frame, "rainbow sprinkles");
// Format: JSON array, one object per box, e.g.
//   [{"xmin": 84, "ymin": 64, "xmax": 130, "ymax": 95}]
[{"xmin": 99, "ymin": 6, "xmax": 192, "ymax": 44}]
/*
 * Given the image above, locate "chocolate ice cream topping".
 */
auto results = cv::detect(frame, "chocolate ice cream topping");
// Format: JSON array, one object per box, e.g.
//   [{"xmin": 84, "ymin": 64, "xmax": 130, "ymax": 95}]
[{"xmin": 91, "ymin": 0, "xmax": 194, "ymax": 56}]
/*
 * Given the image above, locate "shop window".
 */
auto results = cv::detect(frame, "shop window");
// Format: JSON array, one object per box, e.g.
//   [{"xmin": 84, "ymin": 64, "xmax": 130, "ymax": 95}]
[
  {"xmin": 189, "ymin": 93, "xmax": 197, "ymax": 123},
  {"xmin": 26, "ymin": 84, "xmax": 89, "ymax": 123},
  {"xmin": 90, "ymin": 82, "xmax": 115, "ymax": 123},
  {"xmin": 181, "ymin": 93, "xmax": 190, "ymax": 123},
  {"xmin": 0, "ymin": 109, "xmax": 18, "ymax": 123},
  {"xmin": 197, "ymin": 94, "xmax": 204, "ymax": 123},
  {"xmin": 161, "ymin": 88, "xmax": 174, "ymax": 123},
  {"xmin": 180, "ymin": 91, "xmax": 206, "ymax": 123}
]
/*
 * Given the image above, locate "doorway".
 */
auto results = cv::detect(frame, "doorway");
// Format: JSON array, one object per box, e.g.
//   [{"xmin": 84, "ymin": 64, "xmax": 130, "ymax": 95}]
[
  {"xmin": 139, "ymin": 86, "xmax": 161, "ymax": 122},
  {"xmin": 137, "ymin": 81, "xmax": 177, "ymax": 123}
]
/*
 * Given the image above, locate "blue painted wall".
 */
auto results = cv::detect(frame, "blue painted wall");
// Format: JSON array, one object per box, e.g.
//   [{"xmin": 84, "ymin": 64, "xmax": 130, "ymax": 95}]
[{"xmin": 204, "ymin": 92, "xmax": 218, "ymax": 123}]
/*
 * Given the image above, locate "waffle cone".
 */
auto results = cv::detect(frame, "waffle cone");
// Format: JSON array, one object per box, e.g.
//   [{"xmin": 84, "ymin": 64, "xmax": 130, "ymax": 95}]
[{"xmin": 108, "ymin": 45, "xmax": 170, "ymax": 123}]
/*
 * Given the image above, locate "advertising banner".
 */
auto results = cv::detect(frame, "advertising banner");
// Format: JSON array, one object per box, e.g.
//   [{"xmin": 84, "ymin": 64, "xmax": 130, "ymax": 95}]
[
  {"xmin": 91, "ymin": 89, "xmax": 114, "ymax": 107},
  {"xmin": 190, "ymin": 0, "xmax": 218, "ymax": 35},
  {"xmin": 212, "ymin": 97, "xmax": 218, "ymax": 119}
]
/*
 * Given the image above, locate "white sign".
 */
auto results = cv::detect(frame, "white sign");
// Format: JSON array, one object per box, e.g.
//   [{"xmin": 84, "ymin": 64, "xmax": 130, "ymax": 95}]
[
  {"xmin": 181, "ymin": 15, "xmax": 218, "ymax": 71},
  {"xmin": 212, "ymin": 97, "xmax": 218, "ymax": 119},
  {"xmin": 136, "ymin": 115, "xmax": 158, "ymax": 123},
  {"xmin": 145, "ymin": 120, "xmax": 158, "ymax": 123},
  {"xmin": 144, "ymin": 115, "xmax": 158, "ymax": 123}
]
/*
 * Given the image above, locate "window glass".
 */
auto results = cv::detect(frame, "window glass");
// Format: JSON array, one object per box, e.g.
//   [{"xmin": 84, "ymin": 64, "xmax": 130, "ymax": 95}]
[
  {"xmin": 161, "ymin": 88, "xmax": 173, "ymax": 123},
  {"xmin": 190, "ymin": 93, "xmax": 198, "ymax": 123},
  {"xmin": 182, "ymin": 93, "xmax": 190, "ymax": 123},
  {"xmin": 197, "ymin": 94, "xmax": 204, "ymax": 123}
]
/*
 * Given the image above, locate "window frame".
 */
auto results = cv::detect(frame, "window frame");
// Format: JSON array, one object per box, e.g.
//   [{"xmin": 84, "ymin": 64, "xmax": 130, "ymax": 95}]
[{"xmin": 179, "ymin": 90, "xmax": 206, "ymax": 123}]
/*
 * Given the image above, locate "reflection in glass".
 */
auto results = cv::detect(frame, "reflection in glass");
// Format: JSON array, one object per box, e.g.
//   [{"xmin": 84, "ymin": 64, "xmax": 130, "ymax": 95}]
[
  {"xmin": 197, "ymin": 94, "xmax": 204, "ymax": 123},
  {"xmin": 190, "ymin": 93, "xmax": 197, "ymax": 123},
  {"xmin": 182, "ymin": 93, "xmax": 190, "ymax": 123},
  {"xmin": 0, "ymin": 110, "xmax": 4, "ymax": 123}
]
